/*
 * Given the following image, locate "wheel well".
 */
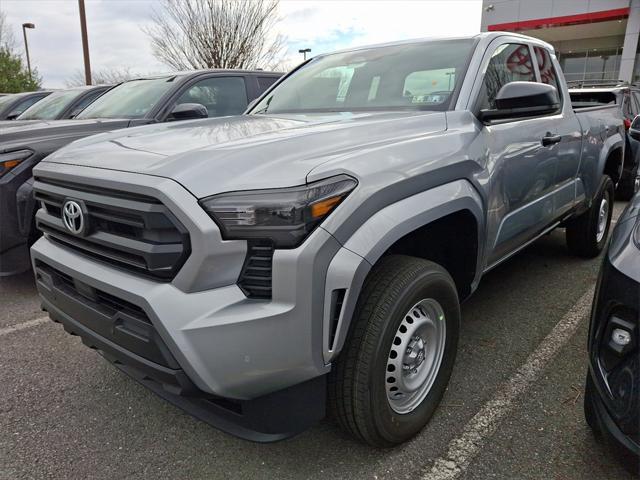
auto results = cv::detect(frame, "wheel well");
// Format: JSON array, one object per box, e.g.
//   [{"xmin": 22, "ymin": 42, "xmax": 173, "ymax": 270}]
[
  {"xmin": 382, "ymin": 210, "xmax": 478, "ymax": 299},
  {"xmin": 604, "ymin": 147, "xmax": 623, "ymax": 185}
]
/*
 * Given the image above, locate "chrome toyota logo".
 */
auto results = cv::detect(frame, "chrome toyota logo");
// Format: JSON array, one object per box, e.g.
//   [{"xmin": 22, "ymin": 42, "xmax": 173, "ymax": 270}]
[{"xmin": 62, "ymin": 200, "xmax": 85, "ymax": 235}]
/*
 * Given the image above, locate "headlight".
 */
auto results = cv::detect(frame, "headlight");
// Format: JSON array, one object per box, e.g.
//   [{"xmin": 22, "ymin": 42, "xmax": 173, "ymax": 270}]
[
  {"xmin": 0, "ymin": 149, "xmax": 33, "ymax": 178},
  {"xmin": 200, "ymin": 175, "xmax": 357, "ymax": 248}
]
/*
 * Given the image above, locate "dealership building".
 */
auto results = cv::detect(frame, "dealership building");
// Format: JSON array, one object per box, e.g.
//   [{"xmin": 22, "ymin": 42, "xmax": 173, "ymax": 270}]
[{"xmin": 481, "ymin": 0, "xmax": 640, "ymax": 83}]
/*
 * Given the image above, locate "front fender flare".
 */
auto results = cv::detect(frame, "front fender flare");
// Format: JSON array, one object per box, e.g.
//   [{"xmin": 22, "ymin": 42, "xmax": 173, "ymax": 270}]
[{"xmin": 322, "ymin": 179, "xmax": 484, "ymax": 363}]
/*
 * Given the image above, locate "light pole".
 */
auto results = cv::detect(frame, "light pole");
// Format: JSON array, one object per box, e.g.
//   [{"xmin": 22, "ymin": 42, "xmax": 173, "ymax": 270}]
[
  {"xmin": 298, "ymin": 48, "xmax": 311, "ymax": 61},
  {"xmin": 78, "ymin": 0, "xmax": 92, "ymax": 85},
  {"xmin": 22, "ymin": 23, "xmax": 35, "ymax": 79}
]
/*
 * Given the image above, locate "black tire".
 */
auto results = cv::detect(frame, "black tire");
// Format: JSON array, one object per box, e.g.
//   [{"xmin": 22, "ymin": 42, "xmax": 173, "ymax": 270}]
[
  {"xmin": 616, "ymin": 166, "xmax": 638, "ymax": 201},
  {"xmin": 566, "ymin": 176, "xmax": 614, "ymax": 258},
  {"xmin": 328, "ymin": 255, "xmax": 460, "ymax": 447},
  {"xmin": 584, "ymin": 373, "xmax": 601, "ymax": 436}
]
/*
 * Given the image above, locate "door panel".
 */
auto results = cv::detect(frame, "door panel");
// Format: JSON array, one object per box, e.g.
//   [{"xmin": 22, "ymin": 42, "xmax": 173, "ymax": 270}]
[
  {"xmin": 534, "ymin": 47, "xmax": 582, "ymax": 217},
  {"xmin": 484, "ymin": 118, "xmax": 558, "ymax": 264},
  {"xmin": 476, "ymin": 42, "xmax": 559, "ymax": 266}
]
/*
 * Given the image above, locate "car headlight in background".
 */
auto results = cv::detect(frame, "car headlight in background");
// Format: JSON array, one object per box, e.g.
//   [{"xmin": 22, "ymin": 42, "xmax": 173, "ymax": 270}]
[
  {"xmin": 0, "ymin": 150, "xmax": 33, "ymax": 178},
  {"xmin": 200, "ymin": 175, "xmax": 357, "ymax": 248}
]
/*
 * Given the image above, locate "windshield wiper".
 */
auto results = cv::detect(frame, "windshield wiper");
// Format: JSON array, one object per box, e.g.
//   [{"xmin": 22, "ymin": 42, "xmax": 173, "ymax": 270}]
[{"xmin": 253, "ymin": 96, "xmax": 273, "ymax": 115}]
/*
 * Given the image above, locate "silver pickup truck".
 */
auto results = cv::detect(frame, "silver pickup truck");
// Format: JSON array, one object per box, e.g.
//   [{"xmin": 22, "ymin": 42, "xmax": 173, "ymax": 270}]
[{"xmin": 31, "ymin": 32, "xmax": 624, "ymax": 446}]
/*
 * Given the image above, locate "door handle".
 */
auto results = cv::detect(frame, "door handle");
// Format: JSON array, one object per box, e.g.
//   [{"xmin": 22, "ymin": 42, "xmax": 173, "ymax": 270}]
[{"xmin": 541, "ymin": 134, "xmax": 561, "ymax": 147}]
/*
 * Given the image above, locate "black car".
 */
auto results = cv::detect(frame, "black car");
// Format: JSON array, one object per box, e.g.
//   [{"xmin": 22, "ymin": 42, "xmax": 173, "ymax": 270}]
[
  {"xmin": 569, "ymin": 81, "xmax": 640, "ymax": 200},
  {"xmin": 0, "ymin": 85, "xmax": 111, "ymax": 129},
  {"xmin": 0, "ymin": 69, "xmax": 282, "ymax": 276},
  {"xmin": 585, "ymin": 191, "xmax": 639, "ymax": 473},
  {"xmin": 0, "ymin": 90, "xmax": 52, "ymax": 120}
]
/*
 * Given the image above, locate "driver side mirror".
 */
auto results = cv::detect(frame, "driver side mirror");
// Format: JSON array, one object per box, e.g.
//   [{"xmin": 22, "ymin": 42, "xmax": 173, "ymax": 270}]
[
  {"xmin": 168, "ymin": 103, "xmax": 208, "ymax": 121},
  {"xmin": 479, "ymin": 81, "xmax": 560, "ymax": 122},
  {"xmin": 629, "ymin": 115, "xmax": 640, "ymax": 141},
  {"xmin": 6, "ymin": 109, "xmax": 23, "ymax": 120}
]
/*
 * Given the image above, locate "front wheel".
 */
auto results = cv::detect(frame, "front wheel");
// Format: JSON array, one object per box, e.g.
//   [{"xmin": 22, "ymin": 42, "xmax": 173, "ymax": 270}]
[
  {"xmin": 328, "ymin": 255, "xmax": 460, "ymax": 447},
  {"xmin": 566, "ymin": 176, "xmax": 614, "ymax": 258}
]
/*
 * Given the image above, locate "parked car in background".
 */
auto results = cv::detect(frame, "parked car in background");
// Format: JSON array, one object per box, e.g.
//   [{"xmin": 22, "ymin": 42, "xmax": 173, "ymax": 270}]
[
  {"xmin": 0, "ymin": 69, "xmax": 282, "ymax": 276},
  {"xmin": 31, "ymin": 33, "xmax": 623, "ymax": 446},
  {"xmin": 569, "ymin": 81, "xmax": 640, "ymax": 200},
  {"xmin": 0, "ymin": 85, "xmax": 112, "ymax": 129},
  {"xmin": 0, "ymin": 90, "xmax": 52, "ymax": 120},
  {"xmin": 585, "ymin": 189, "xmax": 639, "ymax": 473}
]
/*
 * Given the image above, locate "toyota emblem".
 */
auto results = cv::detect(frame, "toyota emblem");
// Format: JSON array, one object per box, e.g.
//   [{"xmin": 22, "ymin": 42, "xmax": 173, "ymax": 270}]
[{"xmin": 62, "ymin": 200, "xmax": 85, "ymax": 235}]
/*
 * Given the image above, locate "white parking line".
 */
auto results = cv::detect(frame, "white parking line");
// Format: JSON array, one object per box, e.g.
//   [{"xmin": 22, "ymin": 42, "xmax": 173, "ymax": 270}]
[
  {"xmin": 423, "ymin": 287, "xmax": 595, "ymax": 480},
  {"xmin": 0, "ymin": 316, "xmax": 50, "ymax": 337}
]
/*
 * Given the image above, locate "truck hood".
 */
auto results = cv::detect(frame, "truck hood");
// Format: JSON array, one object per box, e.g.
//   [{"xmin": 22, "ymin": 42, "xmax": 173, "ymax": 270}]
[
  {"xmin": 0, "ymin": 118, "xmax": 133, "ymax": 152},
  {"xmin": 43, "ymin": 111, "xmax": 447, "ymax": 198}
]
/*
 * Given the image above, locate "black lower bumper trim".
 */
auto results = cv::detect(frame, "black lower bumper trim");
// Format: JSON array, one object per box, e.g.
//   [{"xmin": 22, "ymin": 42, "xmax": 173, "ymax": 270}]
[
  {"xmin": 37, "ymin": 263, "xmax": 326, "ymax": 442},
  {"xmin": 118, "ymin": 362, "xmax": 326, "ymax": 443}
]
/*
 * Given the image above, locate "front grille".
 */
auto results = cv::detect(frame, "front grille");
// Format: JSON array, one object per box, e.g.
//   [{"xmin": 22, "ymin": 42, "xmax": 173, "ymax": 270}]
[
  {"xmin": 238, "ymin": 240, "xmax": 274, "ymax": 299},
  {"xmin": 34, "ymin": 177, "xmax": 190, "ymax": 280}
]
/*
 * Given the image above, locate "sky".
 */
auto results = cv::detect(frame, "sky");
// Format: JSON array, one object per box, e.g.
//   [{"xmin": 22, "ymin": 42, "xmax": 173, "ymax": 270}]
[{"xmin": 2, "ymin": 0, "xmax": 483, "ymax": 88}]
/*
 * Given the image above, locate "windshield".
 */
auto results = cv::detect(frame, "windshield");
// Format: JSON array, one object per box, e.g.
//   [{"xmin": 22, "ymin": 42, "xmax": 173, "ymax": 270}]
[
  {"xmin": 17, "ymin": 88, "xmax": 84, "ymax": 120},
  {"xmin": 76, "ymin": 77, "xmax": 179, "ymax": 119},
  {"xmin": 251, "ymin": 39, "xmax": 474, "ymax": 114}
]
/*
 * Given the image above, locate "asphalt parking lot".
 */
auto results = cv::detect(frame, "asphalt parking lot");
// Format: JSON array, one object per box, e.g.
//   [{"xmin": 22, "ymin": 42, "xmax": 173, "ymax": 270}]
[{"xmin": 0, "ymin": 201, "xmax": 636, "ymax": 480}]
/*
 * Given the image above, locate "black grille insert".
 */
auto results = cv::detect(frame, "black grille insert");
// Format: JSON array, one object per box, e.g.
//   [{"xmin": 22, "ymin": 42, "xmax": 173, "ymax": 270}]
[
  {"xmin": 34, "ymin": 178, "xmax": 190, "ymax": 280},
  {"xmin": 238, "ymin": 240, "xmax": 274, "ymax": 299}
]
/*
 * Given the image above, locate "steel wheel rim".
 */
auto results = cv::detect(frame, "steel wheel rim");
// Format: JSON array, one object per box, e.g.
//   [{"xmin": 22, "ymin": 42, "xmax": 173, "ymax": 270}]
[
  {"xmin": 596, "ymin": 194, "xmax": 610, "ymax": 243},
  {"xmin": 385, "ymin": 298, "xmax": 446, "ymax": 414}
]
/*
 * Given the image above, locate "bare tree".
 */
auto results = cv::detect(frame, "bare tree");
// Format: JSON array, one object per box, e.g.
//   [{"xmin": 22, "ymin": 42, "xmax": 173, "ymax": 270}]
[
  {"xmin": 0, "ymin": 10, "xmax": 16, "ymax": 51},
  {"xmin": 65, "ymin": 66, "xmax": 140, "ymax": 87},
  {"xmin": 143, "ymin": 0, "xmax": 286, "ymax": 71}
]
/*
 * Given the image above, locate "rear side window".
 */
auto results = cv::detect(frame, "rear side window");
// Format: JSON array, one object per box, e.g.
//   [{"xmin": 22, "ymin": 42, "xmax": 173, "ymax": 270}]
[
  {"xmin": 175, "ymin": 76, "xmax": 248, "ymax": 117},
  {"xmin": 477, "ymin": 43, "xmax": 536, "ymax": 110},
  {"xmin": 569, "ymin": 91, "xmax": 617, "ymax": 108},
  {"xmin": 257, "ymin": 76, "xmax": 278, "ymax": 93},
  {"xmin": 534, "ymin": 47, "xmax": 561, "ymax": 96}
]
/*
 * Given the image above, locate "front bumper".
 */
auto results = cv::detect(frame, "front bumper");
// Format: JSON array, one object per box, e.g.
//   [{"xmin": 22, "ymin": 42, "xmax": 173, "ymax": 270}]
[
  {"xmin": 32, "ymin": 229, "xmax": 340, "ymax": 400},
  {"xmin": 35, "ymin": 256, "xmax": 326, "ymax": 441}
]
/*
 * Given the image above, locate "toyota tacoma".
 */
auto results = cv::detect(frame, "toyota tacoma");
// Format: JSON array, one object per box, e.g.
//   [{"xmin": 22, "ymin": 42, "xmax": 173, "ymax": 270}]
[{"xmin": 32, "ymin": 33, "xmax": 624, "ymax": 446}]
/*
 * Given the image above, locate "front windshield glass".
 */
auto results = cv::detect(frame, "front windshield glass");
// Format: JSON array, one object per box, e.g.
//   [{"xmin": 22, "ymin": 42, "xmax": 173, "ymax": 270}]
[
  {"xmin": 76, "ymin": 76, "xmax": 179, "ymax": 119},
  {"xmin": 251, "ymin": 38, "xmax": 474, "ymax": 114},
  {"xmin": 17, "ymin": 88, "xmax": 84, "ymax": 120}
]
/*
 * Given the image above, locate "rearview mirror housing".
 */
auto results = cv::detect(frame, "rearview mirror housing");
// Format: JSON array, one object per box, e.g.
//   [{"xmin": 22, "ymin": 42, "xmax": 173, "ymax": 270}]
[
  {"xmin": 6, "ymin": 109, "xmax": 23, "ymax": 120},
  {"xmin": 479, "ymin": 81, "xmax": 560, "ymax": 122},
  {"xmin": 168, "ymin": 103, "xmax": 208, "ymax": 121}
]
